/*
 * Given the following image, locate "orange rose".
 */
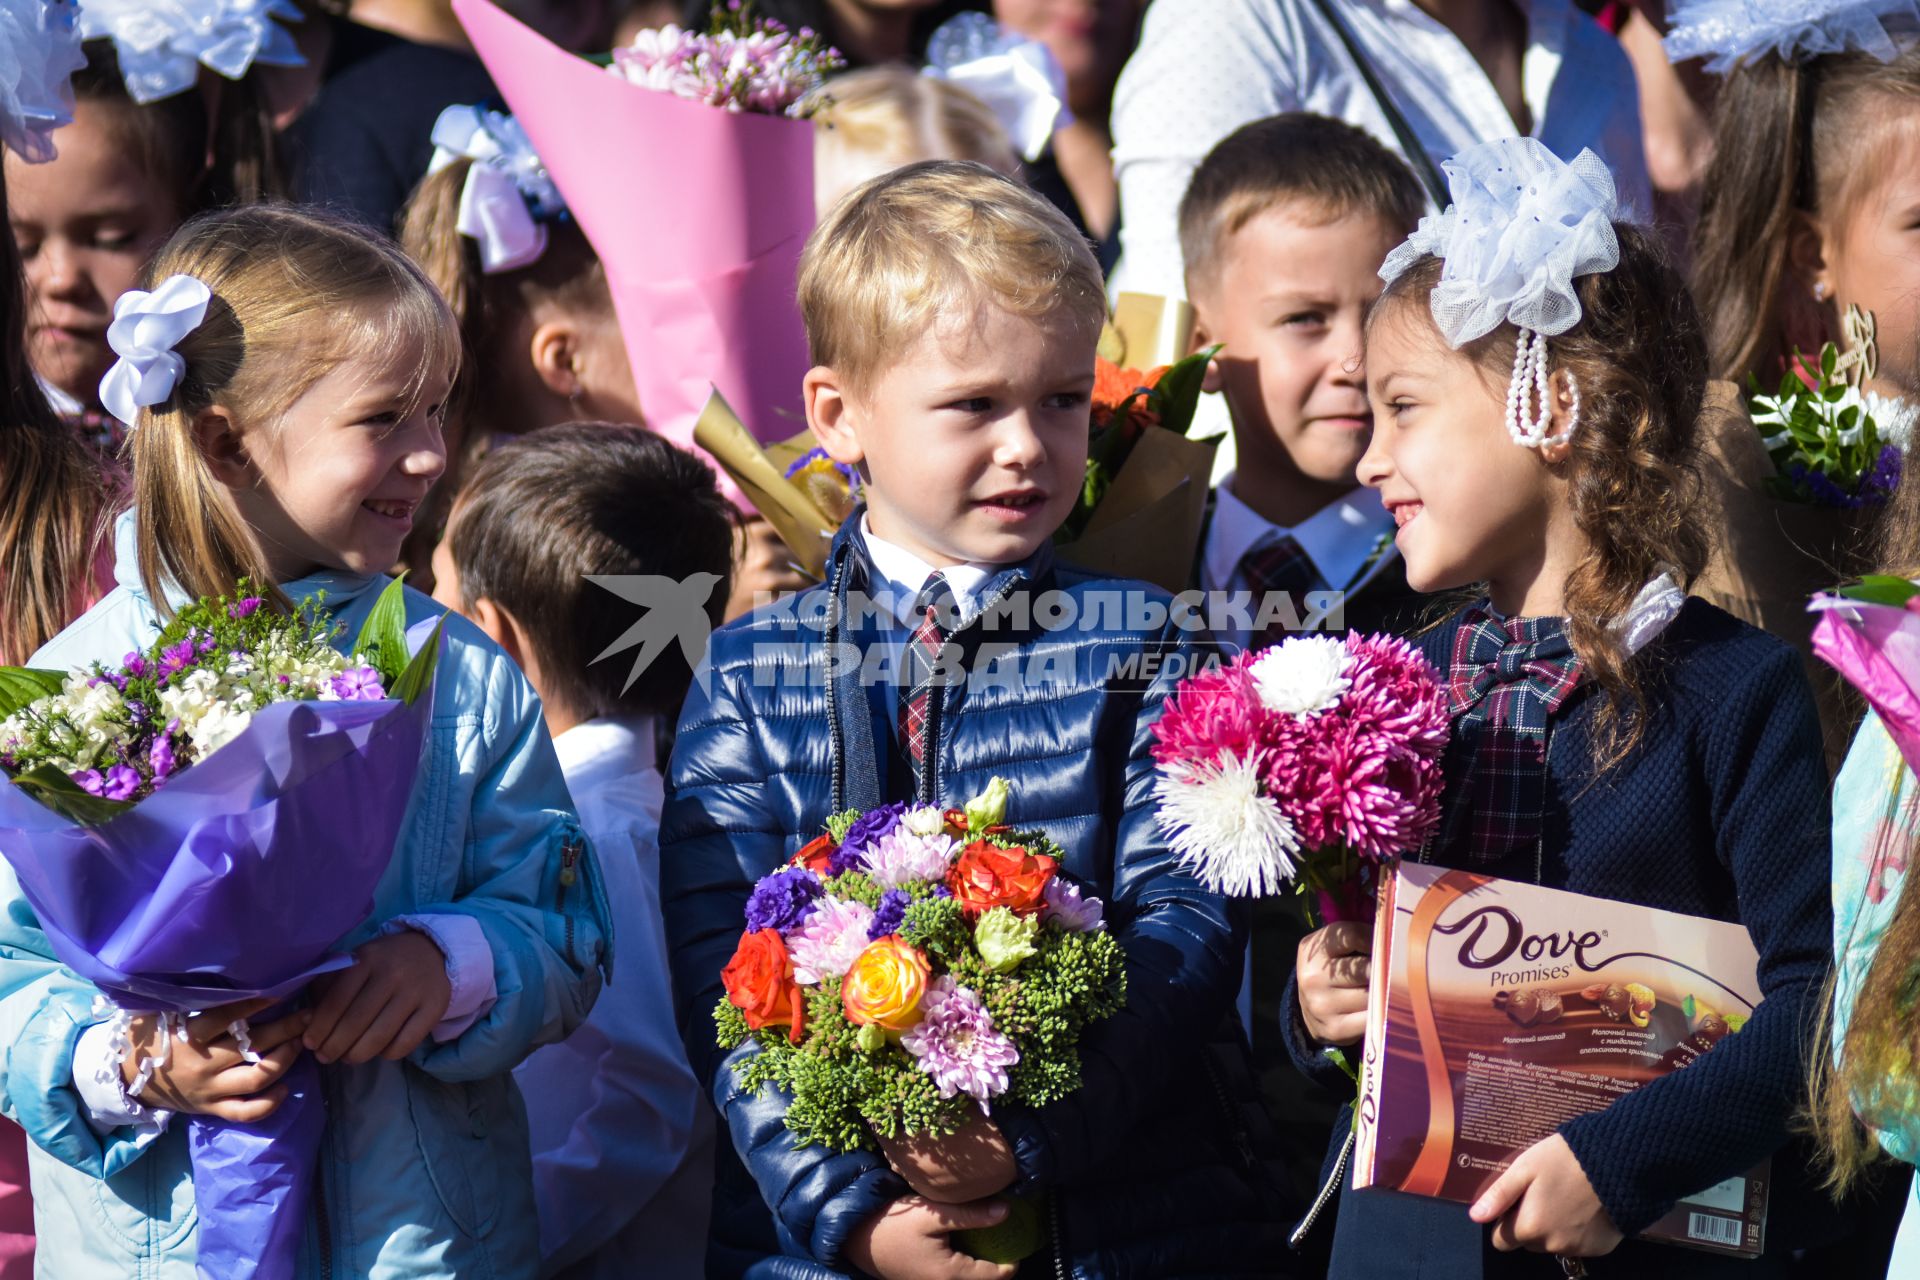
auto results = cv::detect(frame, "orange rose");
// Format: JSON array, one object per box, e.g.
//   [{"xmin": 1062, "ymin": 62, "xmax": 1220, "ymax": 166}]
[
  {"xmin": 946, "ymin": 840, "xmax": 1057, "ymax": 916},
  {"xmin": 1091, "ymin": 358, "xmax": 1168, "ymax": 432},
  {"xmin": 722, "ymin": 929, "xmax": 807, "ymax": 1044},
  {"xmin": 791, "ymin": 833, "xmax": 838, "ymax": 875},
  {"xmin": 841, "ymin": 936, "xmax": 931, "ymax": 1032}
]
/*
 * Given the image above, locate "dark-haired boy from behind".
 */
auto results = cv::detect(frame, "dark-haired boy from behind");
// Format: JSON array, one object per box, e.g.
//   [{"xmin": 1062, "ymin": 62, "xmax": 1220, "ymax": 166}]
[
  {"xmin": 1178, "ymin": 111, "xmax": 1441, "ymax": 1237},
  {"xmin": 431, "ymin": 422, "xmax": 735, "ymax": 1280}
]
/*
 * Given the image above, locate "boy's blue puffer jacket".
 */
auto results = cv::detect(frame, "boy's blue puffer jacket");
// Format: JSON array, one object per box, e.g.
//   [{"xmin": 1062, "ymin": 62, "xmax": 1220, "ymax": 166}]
[{"xmin": 660, "ymin": 516, "xmax": 1294, "ymax": 1279}]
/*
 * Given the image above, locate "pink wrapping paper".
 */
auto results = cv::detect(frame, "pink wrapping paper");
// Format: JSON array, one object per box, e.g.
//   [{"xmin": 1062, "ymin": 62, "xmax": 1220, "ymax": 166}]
[
  {"xmin": 452, "ymin": 0, "xmax": 818, "ymax": 507},
  {"xmin": 1811, "ymin": 595, "xmax": 1920, "ymax": 772}
]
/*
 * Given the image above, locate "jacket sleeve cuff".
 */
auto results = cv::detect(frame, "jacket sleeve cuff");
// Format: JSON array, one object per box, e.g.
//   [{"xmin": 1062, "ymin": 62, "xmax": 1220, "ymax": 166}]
[
  {"xmin": 1279, "ymin": 974, "xmax": 1360, "ymax": 1094},
  {"xmin": 384, "ymin": 913, "xmax": 498, "ymax": 1041},
  {"xmin": 992, "ymin": 1107, "xmax": 1057, "ymax": 1195}
]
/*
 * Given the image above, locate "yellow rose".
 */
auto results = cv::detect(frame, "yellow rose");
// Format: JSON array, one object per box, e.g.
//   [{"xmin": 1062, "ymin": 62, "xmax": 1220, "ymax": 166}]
[{"xmin": 841, "ymin": 936, "xmax": 931, "ymax": 1032}]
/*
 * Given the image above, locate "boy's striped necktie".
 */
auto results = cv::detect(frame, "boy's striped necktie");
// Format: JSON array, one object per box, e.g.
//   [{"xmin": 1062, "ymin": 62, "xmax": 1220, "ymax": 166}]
[
  {"xmin": 1239, "ymin": 534, "xmax": 1322, "ymax": 650},
  {"xmin": 900, "ymin": 572, "xmax": 955, "ymax": 774}
]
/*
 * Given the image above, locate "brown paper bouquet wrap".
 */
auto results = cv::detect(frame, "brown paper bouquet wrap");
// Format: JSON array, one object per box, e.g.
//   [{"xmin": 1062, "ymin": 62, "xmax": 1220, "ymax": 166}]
[{"xmin": 1692, "ymin": 381, "xmax": 1871, "ymax": 768}]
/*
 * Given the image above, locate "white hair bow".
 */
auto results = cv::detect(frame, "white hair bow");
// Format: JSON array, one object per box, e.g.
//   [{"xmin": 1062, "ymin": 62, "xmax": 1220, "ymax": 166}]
[
  {"xmin": 99, "ymin": 274, "xmax": 213, "ymax": 428},
  {"xmin": 1665, "ymin": 0, "xmax": 1920, "ymax": 71},
  {"xmin": 77, "ymin": 0, "xmax": 305, "ymax": 105},
  {"xmin": 1381, "ymin": 138, "xmax": 1620, "ymax": 448},
  {"xmin": 428, "ymin": 104, "xmax": 567, "ymax": 275},
  {"xmin": 0, "ymin": 0, "xmax": 87, "ymax": 163},
  {"xmin": 925, "ymin": 13, "xmax": 1072, "ymax": 163}
]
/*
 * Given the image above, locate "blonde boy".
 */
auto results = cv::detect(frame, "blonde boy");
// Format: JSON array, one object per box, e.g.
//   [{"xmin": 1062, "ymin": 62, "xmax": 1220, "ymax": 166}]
[{"xmin": 660, "ymin": 162, "xmax": 1279, "ymax": 1280}]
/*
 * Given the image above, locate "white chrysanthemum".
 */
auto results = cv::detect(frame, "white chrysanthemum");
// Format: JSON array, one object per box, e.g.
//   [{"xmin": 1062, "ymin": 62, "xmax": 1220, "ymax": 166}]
[
  {"xmin": 160, "ymin": 668, "xmax": 221, "ymax": 730},
  {"xmin": 1153, "ymin": 757, "xmax": 1300, "ymax": 897},
  {"xmin": 1247, "ymin": 635, "xmax": 1352, "ymax": 717}
]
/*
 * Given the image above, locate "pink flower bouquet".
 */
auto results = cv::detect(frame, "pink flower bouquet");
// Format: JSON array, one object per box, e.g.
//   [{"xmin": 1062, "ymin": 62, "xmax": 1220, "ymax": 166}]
[
  {"xmin": 1151, "ymin": 634, "xmax": 1448, "ymax": 921},
  {"xmin": 1811, "ymin": 576, "xmax": 1920, "ymax": 772}
]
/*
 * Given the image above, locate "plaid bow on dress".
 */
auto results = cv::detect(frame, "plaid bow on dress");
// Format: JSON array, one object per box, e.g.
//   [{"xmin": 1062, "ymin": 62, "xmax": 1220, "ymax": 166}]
[{"xmin": 1443, "ymin": 606, "xmax": 1586, "ymax": 864}]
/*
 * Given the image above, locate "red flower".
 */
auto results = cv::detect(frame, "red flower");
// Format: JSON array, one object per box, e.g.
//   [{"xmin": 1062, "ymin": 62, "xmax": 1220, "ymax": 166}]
[
  {"xmin": 947, "ymin": 840, "xmax": 1057, "ymax": 916},
  {"xmin": 722, "ymin": 929, "xmax": 807, "ymax": 1044},
  {"xmin": 791, "ymin": 833, "xmax": 838, "ymax": 875},
  {"xmin": 1091, "ymin": 357, "xmax": 1168, "ymax": 433}
]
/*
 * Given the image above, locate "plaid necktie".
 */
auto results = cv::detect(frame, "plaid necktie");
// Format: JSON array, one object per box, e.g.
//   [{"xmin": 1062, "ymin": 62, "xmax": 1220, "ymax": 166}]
[
  {"xmin": 1239, "ymin": 534, "xmax": 1323, "ymax": 650},
  {"xmin": 1443, "ymin": 607, "xmax": 1585, "ymax": 865},
  {"xmin": 898, "ymin": 573, "xmax": 955, "ymax": 779}
]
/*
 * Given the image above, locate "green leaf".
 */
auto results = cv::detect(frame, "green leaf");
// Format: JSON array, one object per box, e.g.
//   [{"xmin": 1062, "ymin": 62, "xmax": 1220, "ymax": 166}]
[
  {"xmin": 389, "ymin": 615, "xmax": 447, "ymax": 707},
  {"xmin": 1839, "ymin": 575, "xmax": 1920, "ymax": 606},
  {"xmin": 1148, "ymin": 345, "xmax": 1220, "ymax": 437},
  {"xmin": 0, "ymin": 668, "xmax": 66, "ymax": 721},
  {"xmin": 353, "ymin": 577, "xmax": 413, "ymax": 684},
  {"xmin": 11, "ymin": 763, "xmax": 133, "ymax": 826}
]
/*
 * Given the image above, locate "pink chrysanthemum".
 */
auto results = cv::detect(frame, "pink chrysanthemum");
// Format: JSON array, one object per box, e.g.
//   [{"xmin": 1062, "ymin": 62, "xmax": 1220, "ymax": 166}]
[
  {"xmin": 900, "ymin": 978, "xmax": 1019, "ymax": 1107},
  {"xmin": 1339, "ymin": 633, "xmax": 1449, "ymax": 751},
  {"xmin": 1268, "ymin": 718, "xmax": 1443, "ymax": 861},
  {"xmin": 787, "ymin": 896, "xmax": 875, "ymax": 984},
  {"xmin": 1150, "ymin": 655, "xmax": 1264, "ymax": 768}
]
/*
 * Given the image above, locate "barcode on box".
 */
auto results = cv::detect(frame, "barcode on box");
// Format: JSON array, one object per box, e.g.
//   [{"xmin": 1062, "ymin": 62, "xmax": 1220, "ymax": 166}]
[{"xmin": 1687, "ymin": 1212, "xmax": 1742, "ymax": 1247}]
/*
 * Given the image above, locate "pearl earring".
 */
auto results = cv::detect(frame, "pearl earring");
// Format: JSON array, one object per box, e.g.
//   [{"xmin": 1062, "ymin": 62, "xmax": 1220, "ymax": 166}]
[
  {"xmin": 1504, "ymin": 329, "xmax": 1577, "ymax": 449},
  {"xmin": 1813, "ymin": 281, "xmax": 1831, "ymax": 302}
]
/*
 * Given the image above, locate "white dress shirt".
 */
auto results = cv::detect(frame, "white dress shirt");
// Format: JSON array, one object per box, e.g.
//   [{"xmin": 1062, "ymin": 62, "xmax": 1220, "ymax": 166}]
[
  {"xmin": 515, "ymin": 715, "xmax": 712, "ymax": 1280},
  {"xmin": 1202, "ymin": 475, "xmax": 1399, "ymax": 651},
  {"xmin": 860, "ymin": 516, "xmax": 998, "ymax": 634},
  {"xmin": 1109, "ymin": 0, "xmax": 1652, "ymax": 298}
]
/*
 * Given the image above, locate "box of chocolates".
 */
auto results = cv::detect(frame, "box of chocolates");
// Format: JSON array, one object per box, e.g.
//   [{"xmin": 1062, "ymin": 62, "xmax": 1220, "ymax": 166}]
[{"xmin": 1353, "ymin": 862, "xmax": 1769, "ymax": 1257}]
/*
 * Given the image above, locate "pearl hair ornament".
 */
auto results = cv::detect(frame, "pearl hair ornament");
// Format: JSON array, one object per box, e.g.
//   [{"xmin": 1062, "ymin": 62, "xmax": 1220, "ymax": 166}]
[{"xmin": 1505, "ymin": 329, "xmax": 1578, "ymax": 448}]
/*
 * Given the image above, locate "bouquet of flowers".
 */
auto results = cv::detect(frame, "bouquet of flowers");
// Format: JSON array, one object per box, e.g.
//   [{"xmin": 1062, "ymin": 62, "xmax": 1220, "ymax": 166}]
[
  {"xmin": 1749, "ymin": 308, "xmax": 1906, "ymax": 510},
  {"xmin": 455, "ymin": 0, "xmax": 829, "ymax": 502},
  {"xmin": 607, "ymin": 1, "xmax": 843, "ymax": 114},
  {"xmin": 1052, "ymin": 296, "xmax": 1223, "ymax": 594},
  {"xmin": 0, "ymin": 578, "xmax": 444, "ymax": 1280},
  {"xmin": 1810, "ymin": 576, "xmax": 1920, "ymax": 772},
  {"xmin": 1150, "ymin": 633, "xmax": 1448, "ymax": 922},
  {"xmin": 714, "ymin": 778, "xmax": 1125, "ymax": 1155}
]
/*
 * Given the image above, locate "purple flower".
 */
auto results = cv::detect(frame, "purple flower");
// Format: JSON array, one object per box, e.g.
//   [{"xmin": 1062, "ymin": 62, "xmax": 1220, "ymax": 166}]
[
  {"xmin": 744, "ymin": 866, "xmax": 824, "ymax": 933},
  {"xmin": 121, "ymin": 652, "xmax": 150, "ymax": 679},
  {"xmin": 1862, "ymin": 444, "xmax": 1903, "ymax": 505},
  {"xmin": 1041, "ymin": 877, "xmax": 1105, "ymax": 932},
  {"xmin": 149, "ymin": 727, "xmax": 180, "ymax": 784},
  {"xmin": 834, "ymin": 802, "xmax": 908, "ymax": 874},
  {"xmin": 157, "ymin": 639, "xmax": 198, "ymax": 678},
  {"xmin": 87, "ymin": 673, "xmax": 126, "ymax": 692},
  {"xmin": 196, "ymin": 633, "xmax": 217, "ymax": 655},
  {"xmin": 868, "ymin": 889, "xmax": 910, "ymax": 940},
  {"xmin": 789, "ymin": 896, "xmax": 875, "ymax": 983},
  {"xmin": 864, "ymin": 827, "xmax": 959, "ymax": 889},
  {"xmin": 932, "ymin": 884, "xmax": 953, "ymax": 899},
  {"xmin": 73, "ymin": 764, "xmax": 140, "ymax": 801},
  {"xmin": 327, "ymin": 667, "xmax": 386, "ymax": 701},
  {"xmin": 229, "ymin": 596, "xmax": 263, "ymax": 619},
  {"xmin": 900, "ymin": 978, "xmax": 1019, "ymax": 1106}
]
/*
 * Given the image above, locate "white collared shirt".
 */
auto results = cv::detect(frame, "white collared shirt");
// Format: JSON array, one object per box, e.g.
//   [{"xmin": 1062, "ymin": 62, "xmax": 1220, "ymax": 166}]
[
  {"xmin": 860, "ymin": 515, "xmax": 999, "ymax": 632},
  {"xmin": 1109, "ymin": 0, "xmax": 1652, "ymax": 298},
  {"xmin": 1202, "ymin": 475, "xmax": 1399, "ymax": 649},
  {"xmin": 515, "ymin": 715, "xmax": 712, "ymax": 1279}
]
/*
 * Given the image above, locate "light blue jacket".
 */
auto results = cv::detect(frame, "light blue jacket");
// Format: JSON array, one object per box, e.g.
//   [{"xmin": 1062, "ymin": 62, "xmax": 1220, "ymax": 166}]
[
  {"xmin": 1831, "ymin": 711, "xmax": 1920, "ymax": 1276},
  {"xmin": 0, "ymin": 513, "xmax": 612, "ymax": 1278}
]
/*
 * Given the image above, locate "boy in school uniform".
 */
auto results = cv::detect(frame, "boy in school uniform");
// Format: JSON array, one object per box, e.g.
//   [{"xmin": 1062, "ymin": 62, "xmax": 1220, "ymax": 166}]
[
  {"xmin": 1178, "ymin": 112, "xmax": 1436, "ymax": 1224},
  {"xmin": 660, "ymin": 160, "xmax": 1285, "ymax": 1279},
  {"xmin": 429, "ymin": 424, "xmax": 735, "ymax": 1280}
]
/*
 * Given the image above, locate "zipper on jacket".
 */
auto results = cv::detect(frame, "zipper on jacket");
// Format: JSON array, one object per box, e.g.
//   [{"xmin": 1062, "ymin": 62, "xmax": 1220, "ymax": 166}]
[
  {"xmin": 1200, "ymin": 1047, "xmax": 1256, "ymax": 1171},
  {"xmin": 1290, "ymin": 1128, "xmax": 1354, "ymax": 1249},
  {"xmin": 557, "ymin": 833, "xmax": 583, "ymax": 964},
  {"xmin": 823, "ymin": 552, "xmax": 850, "ymax": 810},
  {"xmin": 1050, "ymin": 1192, "xmax": 1067, "ymax": 1280}
]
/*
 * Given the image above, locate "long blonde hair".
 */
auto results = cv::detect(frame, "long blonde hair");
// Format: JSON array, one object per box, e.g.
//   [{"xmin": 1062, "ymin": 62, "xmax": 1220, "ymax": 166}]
[{"xmin": 130, "ymin": 205, "xmax": 458, "ymax": 613}]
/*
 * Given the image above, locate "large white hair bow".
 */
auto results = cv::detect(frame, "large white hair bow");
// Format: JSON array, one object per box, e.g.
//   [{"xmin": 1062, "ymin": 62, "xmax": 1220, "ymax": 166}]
[
  {"xmin": 428, "ymin": 104, "xmax": 567, "ymax": 275},
  {"xmin": 925, "ymin": 13, "xmax": 1072, "ymax": 163},
  {"xmin": 1381, "ymin": 139, "xmax": 1620, "ymax": 448},
  {"xmin": 77, "ymin": 0, "xmax": 305, "ymax": 105},
  {"xmin": 99, "ymin": 275, "xmax": 212, "ymax": 428},
  {"xmin": 0, "ymin": 0, "xmax": 87, "ymax": 163},
  {"xmin": 1665, "ymin": 0, "xmax": 1920, "ymax": 71}
]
